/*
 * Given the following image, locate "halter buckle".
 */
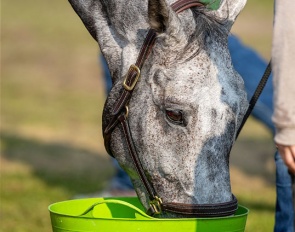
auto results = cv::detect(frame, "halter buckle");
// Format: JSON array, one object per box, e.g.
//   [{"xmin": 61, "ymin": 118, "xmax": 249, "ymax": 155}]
[
  {"xmin": 123, "ymin": 64, "xmax": 141, "ymax": 91},
  {"xmin": 149, "ymin": 196, "xmax": 163, "ymax": 215}
]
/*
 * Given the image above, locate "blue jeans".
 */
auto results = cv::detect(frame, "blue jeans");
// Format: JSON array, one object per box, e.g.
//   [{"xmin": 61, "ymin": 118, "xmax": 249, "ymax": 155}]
[
  {"xmin": 230, "ymin": 35, "xmax": 293, "ymax": 232},
  {"xmin": 274, "ymin": 151, "xmax": 294, "ymax": 232},
  {"xmin": 101, "ymin": 35, "xmax": 294, "ymax": 230}
]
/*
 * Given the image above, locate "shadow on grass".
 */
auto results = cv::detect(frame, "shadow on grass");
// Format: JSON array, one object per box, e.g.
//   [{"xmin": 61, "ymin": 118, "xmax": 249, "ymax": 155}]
[{"xmin": 1, "ymin": 132, "xmax": 114, "ymax": 194}]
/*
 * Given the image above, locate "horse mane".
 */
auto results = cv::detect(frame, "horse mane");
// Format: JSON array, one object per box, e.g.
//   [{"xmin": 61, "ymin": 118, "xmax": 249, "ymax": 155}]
[{"xmin": 182, "ymin": 6, "xmax": 228, "ymax": 62}]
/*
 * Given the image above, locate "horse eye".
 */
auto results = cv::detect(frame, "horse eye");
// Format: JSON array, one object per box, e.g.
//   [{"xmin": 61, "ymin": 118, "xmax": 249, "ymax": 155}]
[{"xmin": 165, "ymin": 110, "xmax": 183, "ymax": 124}]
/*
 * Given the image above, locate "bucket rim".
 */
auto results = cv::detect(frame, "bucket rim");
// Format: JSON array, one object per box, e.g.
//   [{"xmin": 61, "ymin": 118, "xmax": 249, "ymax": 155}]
[{"xmin": 48, "ymin": 197, "xmax": 249, "ymax": 221}]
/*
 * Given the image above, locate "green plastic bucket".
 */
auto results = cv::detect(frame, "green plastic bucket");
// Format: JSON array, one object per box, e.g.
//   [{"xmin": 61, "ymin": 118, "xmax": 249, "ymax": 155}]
[{"xmin": 48, "ymin": 197, "xmax": 248, "ymax": 232}]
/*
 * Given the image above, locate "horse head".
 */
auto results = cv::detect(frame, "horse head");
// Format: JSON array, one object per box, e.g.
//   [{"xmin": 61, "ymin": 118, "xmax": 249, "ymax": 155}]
[{"xmin": 69, "ymin": 0, "xmax": 248, "ymax": 217}]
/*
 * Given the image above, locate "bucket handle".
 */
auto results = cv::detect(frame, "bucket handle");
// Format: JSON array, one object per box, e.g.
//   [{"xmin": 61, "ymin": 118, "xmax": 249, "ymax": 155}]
[{"xmin": 78, "ymin": 198, "xmax": 154, "ymax": 219}]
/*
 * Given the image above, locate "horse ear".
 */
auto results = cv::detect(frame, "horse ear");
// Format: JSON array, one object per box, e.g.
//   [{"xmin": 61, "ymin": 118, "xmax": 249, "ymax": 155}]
[
  {"xmin": 213, "ymin": 0, "xmax": 247, "ymax": 30},
  {"xmin": 148, "ymin": 0, "xmax": 180, "ymax": 34},
  {"xmin": 68, "ymin": 0, "xmax": 122, "ymax": 82},
  {"xmin": 68, "ymin": 0, "xmax": 98, "ymax": 41}
]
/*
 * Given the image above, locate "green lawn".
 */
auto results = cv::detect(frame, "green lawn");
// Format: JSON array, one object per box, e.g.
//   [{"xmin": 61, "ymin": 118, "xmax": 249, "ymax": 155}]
[{"xmin": 1, "ymin": 0, "xmax": 276, "ymax": 231}]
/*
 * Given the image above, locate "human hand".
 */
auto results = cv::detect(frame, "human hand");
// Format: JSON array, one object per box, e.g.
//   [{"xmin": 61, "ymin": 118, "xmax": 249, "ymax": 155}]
[{"xmin": 276, "ymin": 144, "xmax": 295, "ymax": 175}]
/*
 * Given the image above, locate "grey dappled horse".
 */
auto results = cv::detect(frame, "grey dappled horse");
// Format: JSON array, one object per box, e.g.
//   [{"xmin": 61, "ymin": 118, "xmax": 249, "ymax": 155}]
[{"xmin": 69, "ymin": 0, "xmax": 248, "ymax": 217}]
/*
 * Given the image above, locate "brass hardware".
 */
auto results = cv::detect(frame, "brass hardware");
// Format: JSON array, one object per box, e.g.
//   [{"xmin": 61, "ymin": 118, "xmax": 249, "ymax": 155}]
[
  {"xmin": 149, "ymin": 196, "xmax": 162, "ymax": 215},
  {"xmin": 124, "ymin": 106, "xmax": 129, "ymax": 118},
  {"xmin": 123, "ymin": 64, "xmax": 141, "ymax": 91}
]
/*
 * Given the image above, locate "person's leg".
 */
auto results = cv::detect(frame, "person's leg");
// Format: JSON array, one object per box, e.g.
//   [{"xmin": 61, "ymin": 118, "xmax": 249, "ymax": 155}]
[
  {"xmin": 293, "ymin": 174, "xmax": 295, "ymax": 231},
  {"xmin": 275, "ymin": 152, "xmax": 294, "ymax": 232},
  {"xmin": 228, "ymin": 35, "xmax": 294, "ymax": 231}
]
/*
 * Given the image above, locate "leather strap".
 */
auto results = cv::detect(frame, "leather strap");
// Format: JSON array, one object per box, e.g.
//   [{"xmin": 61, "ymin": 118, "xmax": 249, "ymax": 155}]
[
  {"xmin": 111, "ymin": 30, "xmax": 157, "ymax": 117},
  {"xmin": 103, "ymin": 0, "xmax": 239, "ymax": 218},
  {"xmin": 118, "ymin": 113, "xmax": 158, "ymax": 200},
  {"xmin": 236, "ymin": 61, "xmax": 272, "ymax": 139},
  {"xmin": 161, "ymin": 194, "xmax": 238, "ymax": 217},
  {"xmin": 171, "ymin": 0, "xmax": 204, "ymax": 13}
]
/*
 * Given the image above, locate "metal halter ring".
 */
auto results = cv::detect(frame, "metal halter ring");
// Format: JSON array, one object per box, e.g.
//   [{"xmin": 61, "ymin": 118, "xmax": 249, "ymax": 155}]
[
  {"xmin": 149, "ymin": 196, "xmax": 163, "ymax": 215},
  {"xmin": 124, "ymin": 106, "xmax": 129, "ymax": 118}
]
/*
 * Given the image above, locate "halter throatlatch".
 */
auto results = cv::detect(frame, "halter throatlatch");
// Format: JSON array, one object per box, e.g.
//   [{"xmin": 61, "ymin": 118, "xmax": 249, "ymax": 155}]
[{"xmin": 103, "ymin": 0, "xmax": 239, "ymax": 217}]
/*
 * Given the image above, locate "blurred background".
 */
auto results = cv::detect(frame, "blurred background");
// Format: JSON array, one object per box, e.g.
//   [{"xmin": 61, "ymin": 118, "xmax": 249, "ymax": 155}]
[{"xmin": 1, "ymin": 0, "xmax": 275, "ymax": 231}]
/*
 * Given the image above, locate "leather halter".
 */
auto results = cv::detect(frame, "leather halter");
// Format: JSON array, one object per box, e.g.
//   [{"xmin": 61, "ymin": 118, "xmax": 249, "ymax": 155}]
[{"xmin": 103, "ymin": 0, "xmax": 238, "ymax": 217}]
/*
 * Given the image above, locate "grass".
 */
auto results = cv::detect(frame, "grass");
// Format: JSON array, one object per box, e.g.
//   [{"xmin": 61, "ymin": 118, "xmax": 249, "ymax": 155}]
[{"xmin": 1, "ymin": 0, "xmax": 275, "ymax": 231}]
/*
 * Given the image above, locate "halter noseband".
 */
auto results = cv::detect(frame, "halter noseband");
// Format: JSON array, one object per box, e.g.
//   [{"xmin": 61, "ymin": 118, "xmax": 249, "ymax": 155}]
[{"xmin": 103, "ymin": 0, "xmax": 238, "ymax": 218}]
